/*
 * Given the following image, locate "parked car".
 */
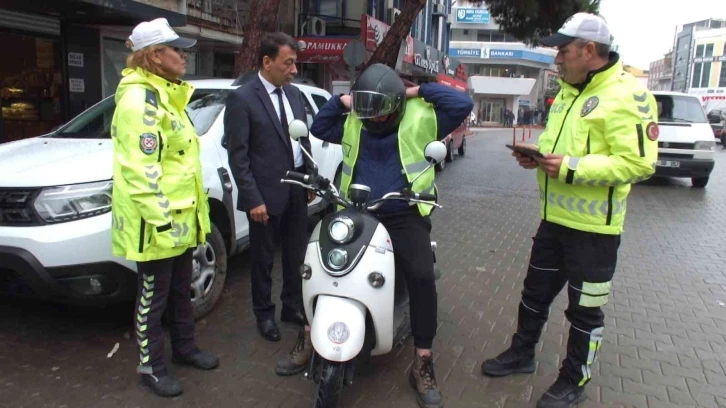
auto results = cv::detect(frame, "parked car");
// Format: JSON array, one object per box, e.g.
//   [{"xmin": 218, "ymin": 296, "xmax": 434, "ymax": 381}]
[
  {"xmin": 437, "ymin": 119, "xmax": 469, "ymax": 172},
  {"xmin": 0, "ymin": 79, "xmax": 343, "ymax": 319},
  {"xmin": 707, "ymin": 108, "xmax": 725, "ymax": 146},
  {"xmin": 652, "ymin": 91, "xmax": 715, "ymax": 188}
]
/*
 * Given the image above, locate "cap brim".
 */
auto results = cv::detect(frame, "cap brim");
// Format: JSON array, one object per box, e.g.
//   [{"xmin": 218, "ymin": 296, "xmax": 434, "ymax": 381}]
[
  {"xmin": 165, "ymin": 36, "xmax": 197, "ymax": 49},
  {"xmin": 540, "ymin": 33, "xmax": 576, "ymax": 47}
]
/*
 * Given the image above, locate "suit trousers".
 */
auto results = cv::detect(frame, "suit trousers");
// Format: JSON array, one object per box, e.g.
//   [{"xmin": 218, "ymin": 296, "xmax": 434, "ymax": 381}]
[
  {"xmin": 134, "ymin": 249, "xmax": 197, "ymax": 376},
  {"xmin": 248, "ymin": 166, "xmax": 308, "ymax": 321},
  {"xmin": 511, "ymin": 221, "xmax": 620, "ymax": 386}
]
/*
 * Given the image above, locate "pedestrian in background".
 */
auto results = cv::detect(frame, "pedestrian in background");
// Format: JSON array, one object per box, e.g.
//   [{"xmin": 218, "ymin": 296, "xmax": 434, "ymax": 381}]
[
  {"xmin": 111, "ymin": 17, "xmax": 219, "ymax": 398},
  {"xmin": 480, "ymin": 12, "xmax": 658, "ymax": 408}
]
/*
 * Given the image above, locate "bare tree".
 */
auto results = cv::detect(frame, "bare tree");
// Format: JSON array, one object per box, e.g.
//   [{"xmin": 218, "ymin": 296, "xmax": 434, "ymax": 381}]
[
  {"xmin": 234, "ymin": 0, "xmax": 283, "ymax": 76},
  {"xmin": 365, "ymin": 0, "xmax": 426, "ymax": 69}
]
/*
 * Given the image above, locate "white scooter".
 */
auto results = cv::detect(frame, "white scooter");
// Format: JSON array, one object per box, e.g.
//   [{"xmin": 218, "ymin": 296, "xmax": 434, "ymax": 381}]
[{"xmin": 280, "ymin": 119, "xmax": 447, "ymax": 408}]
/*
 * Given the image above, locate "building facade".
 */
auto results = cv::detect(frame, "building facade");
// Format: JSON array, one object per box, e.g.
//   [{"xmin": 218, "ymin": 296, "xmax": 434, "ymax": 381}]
[
  {"xmin": 686, "ymin": 26, "xmax": 726, "ymax": 114},
  {"xmin": 648, "ymin": 50, "xmax": 673, "ymax": 91},
  {"xmin": 293, "ymin": 0, "xmax": 469, "ymax": 95},
  {"xmin": 0, "ymin": 0, "xmax": 247, "ymax": 144},
  {"xmin": 672, "ymin": 18, "xmax": 726, "ymax": 93},
  {"xmin": 446, "ymin": 1, "xmax": 556, "ymax": 125}
]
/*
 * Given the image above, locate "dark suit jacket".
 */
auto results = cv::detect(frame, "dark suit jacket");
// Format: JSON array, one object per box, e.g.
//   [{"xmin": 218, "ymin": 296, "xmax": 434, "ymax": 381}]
[{"xmin": 224, "ymin": 76, "xmax": 314, "ymax": 216}]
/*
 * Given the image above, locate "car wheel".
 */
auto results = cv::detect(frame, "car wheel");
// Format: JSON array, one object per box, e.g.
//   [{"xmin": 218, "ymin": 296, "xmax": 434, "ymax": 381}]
[
  {"xmin": 458, "ymin": 137, "xmax": 467, "ymax": 156},
  {"xmin": 191, "ymin": 223, "xmax": 227, "ymax": 320},
  {"xmin": 445, "ymin": 141, "xmax": 454, "ymax": 163},
  {"xmin": 435, "ymin": 155, "xmax": 446, "ymax": 172},
  {"xmin": 692, "ymin": 176, "xmax": 709, "ymax": 188}
]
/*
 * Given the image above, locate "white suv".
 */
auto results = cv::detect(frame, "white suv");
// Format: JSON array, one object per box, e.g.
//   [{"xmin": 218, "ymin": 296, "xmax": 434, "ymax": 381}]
[
  {"xmin": 652, "ymin": 92, "xmax": 716, "ymax": 188},
  {"xmin": 0, "ymin": 79, "xmax": 342, "ymax": 318}
]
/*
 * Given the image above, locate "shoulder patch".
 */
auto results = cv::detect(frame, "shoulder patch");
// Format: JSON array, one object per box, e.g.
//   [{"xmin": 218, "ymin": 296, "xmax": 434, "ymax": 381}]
[
  {"xmin": 139, "ymin": 133, "xmax": 158, "ymax": 155},
  {"xmin": 646, "ymin": 122, "xmax": 659, "ymax": 141},
  {"xmin": 581, "ymin": 96, "xmax": 599, "ymax": 117},
  {"xmin": 145, "ymin": 89, "xmax": 158, "ymax": 109}
]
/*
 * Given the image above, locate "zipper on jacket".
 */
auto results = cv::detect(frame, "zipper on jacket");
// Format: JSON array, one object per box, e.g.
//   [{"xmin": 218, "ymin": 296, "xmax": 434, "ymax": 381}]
[
  {"xmin": 605, "ymin": 187, "xmax": 614, "ymax": 225},
  {"xmin": 544, "ymin": 93, "xmax": 582, "ymax": 221},
  {"xmin": 157, "ymin": 132, "xmax": 164, "ymax": 162},
  {"xmin": 138, "ymin": 218, "xmax": 146, "ymax": 253}
]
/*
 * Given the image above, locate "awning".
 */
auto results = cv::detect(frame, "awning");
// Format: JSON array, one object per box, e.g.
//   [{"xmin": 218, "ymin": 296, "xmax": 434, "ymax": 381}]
[
  {"xmin": 437, "ymin": 74, "xmax": 467, "ymax": 92},
  {"xmin": 295, "ymin": 37, "xmax": 351, "ymax": 64}
]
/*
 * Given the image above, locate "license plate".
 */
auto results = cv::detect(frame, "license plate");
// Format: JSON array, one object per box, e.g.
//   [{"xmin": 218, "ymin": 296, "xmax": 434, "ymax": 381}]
[{"xmin": 656, "ymin": 160, "xmax": 680, "ymax": 168}]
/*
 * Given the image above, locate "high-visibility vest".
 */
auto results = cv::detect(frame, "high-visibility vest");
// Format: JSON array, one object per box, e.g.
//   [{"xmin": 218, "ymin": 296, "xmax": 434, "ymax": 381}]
[
  {"xmin": 111, "ymin": 67, "xmax": 211, "ymax": 262},
  {"xmin": 341, "ymin": 97, "xmax": 438, "ymax": 216},
  {"xmin": 537, "ymin": 58, "xmax": 658, "ymax": 235}
]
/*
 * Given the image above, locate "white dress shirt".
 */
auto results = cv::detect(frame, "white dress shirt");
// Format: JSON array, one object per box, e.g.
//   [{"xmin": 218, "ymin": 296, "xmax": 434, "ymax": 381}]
[{"xmin": 258, "ymin": 73, "xmax": 304, "ymax": 168}]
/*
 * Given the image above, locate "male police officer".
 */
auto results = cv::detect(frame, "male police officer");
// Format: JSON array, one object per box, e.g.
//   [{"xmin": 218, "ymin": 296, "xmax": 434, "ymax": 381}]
[{"xmin": 480, "ymin": 13, "xmax": 658, "ymax": 408}]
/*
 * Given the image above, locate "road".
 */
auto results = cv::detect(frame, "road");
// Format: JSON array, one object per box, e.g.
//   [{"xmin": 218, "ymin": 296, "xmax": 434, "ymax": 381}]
[{"xmin": 1, "ymin": 129, "xmax": 725, "ymax": 408}]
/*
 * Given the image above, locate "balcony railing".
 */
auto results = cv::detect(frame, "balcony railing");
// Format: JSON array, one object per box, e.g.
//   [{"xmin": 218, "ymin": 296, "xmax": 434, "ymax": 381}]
[{"xmin": 187, "ymin": 0, "xmax": 246, "ymax": 29}]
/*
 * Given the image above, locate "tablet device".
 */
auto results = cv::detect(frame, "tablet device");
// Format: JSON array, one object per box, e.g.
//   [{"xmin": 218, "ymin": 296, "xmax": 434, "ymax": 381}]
[{"xmin": 506, "ymin": 144, "xmax": 544, "ymax": 158}]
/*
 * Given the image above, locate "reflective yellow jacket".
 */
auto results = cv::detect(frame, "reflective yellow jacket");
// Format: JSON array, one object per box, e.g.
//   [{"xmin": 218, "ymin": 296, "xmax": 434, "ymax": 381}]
[
  {"xmin": 110, "ymin": 67, "xmax": 211, "ymax": 262},
  {"xmin": 537, "ymin": 56, "xmax": 658, "ymax": 235}
]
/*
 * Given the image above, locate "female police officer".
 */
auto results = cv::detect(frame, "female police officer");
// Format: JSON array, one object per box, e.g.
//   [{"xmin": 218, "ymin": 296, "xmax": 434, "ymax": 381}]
[{"xmin": 111, "ymin": 18, "xmax": 218, "ymax": 398}]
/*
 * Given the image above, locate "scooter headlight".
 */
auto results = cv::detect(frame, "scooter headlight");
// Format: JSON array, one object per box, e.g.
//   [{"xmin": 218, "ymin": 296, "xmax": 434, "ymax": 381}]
[
  {"xmin": 328, "ymin": 217, "xmax": 355, "ymax": 244},
  {"xmin": 327, "ymin": 248, "xmax": 348, "ymax": 270}
]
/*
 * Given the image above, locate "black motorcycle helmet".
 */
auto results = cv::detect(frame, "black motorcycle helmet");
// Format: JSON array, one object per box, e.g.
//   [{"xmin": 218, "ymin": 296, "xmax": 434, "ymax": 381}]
[{"xmin": 350, "ymin": 63, "xmax": 406, "ymax": 135}]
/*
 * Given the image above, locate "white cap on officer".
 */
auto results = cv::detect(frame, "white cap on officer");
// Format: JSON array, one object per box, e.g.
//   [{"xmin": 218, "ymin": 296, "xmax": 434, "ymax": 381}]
[
  {"xmin": 126, "ymin": 18, "xmax": 196, "ymax": 52},
  {"xmin": 540, "ymin": 12, "xmax": 613, "ymax": 47}
]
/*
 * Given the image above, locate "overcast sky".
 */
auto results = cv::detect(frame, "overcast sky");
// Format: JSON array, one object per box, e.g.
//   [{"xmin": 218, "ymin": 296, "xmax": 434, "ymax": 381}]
[{"xmin": 598, "ymin": 0, "xmax": 726, "ymax": 70}]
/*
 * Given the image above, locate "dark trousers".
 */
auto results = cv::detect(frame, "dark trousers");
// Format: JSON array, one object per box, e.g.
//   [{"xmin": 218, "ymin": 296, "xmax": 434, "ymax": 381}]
[
  {"xmin": 377, "ymin": 209, "xmax": 438, "ymax": 349},
  {"xmin": 135, "ymin": 249, "xmax": 196, "ymax": 376},
  {"xmin": 512, "ymin": 221, "xmax": 620, "ymax": 386},
  {"xmin": 248, "ymin": 177, "xmax": 307, "ymax": 321}
]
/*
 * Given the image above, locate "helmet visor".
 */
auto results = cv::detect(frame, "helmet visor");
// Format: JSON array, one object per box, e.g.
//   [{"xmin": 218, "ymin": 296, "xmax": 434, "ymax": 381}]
[{"xmin": 350, "ymin": 91, "xmax": 400, "ymax": 119}]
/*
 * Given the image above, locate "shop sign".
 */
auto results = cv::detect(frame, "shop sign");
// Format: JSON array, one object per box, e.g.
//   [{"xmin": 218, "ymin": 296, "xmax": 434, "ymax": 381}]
[
  {"xmin": 437, "ymin": 73, "xmax": 467, "ymax": 92},
  {"xmin": 361, "ymin": 14, "xmax": 414, "ymax": 63},
  {"xmin": 412, "ymin": 41, "xmax": 441, "ymax": 74},
  {"xmin": 69, "ymin": 78, "xmax": 85, "ymax": 93},
  {"xmin": 295, "ymin": 38, "xmax": 350, "ymax": 63},
  {"xmin": 68, "ymin": 52, "xmax": 84, "ymax": 68}
]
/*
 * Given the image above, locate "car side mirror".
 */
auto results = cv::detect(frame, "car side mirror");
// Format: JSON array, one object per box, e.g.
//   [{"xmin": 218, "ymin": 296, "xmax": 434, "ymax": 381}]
[
  {"xmin": 289, "ymin": 119, "xmax": 309, "ymax": 141},
  {"xmin": 424, "ymin": 141, "xmax": 447, "ymax": 164}
]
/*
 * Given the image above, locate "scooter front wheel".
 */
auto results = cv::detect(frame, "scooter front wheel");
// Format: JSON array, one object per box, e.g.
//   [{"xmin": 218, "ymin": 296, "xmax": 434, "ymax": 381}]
[{"xmin": 313, "ymin": 359, "xmax": 345, "ymax": 408}]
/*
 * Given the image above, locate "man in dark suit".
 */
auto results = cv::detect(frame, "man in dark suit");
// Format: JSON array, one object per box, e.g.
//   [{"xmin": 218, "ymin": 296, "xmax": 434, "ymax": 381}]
[{"xmin": 224, "ymin": 32, "xmax": 314, "ymax": 343}]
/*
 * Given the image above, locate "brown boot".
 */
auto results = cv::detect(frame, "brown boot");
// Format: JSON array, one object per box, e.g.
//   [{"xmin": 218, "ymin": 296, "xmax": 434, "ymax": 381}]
[
  {"xmin": 276, "ymin": 329, "xmax": 312, "ymax": 376},
  {"xmin": 408, "ymin": 351, "xmax": 444, "ymax": 408}
]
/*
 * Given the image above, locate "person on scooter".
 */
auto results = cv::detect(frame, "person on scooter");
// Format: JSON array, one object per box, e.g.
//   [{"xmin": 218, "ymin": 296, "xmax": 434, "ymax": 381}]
[{"xmin": 274, "ymin": 62, "xmax": 473, "ymax": 408}]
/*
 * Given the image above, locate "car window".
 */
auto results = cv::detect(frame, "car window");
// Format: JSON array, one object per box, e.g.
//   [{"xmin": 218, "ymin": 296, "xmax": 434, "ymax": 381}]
[
  {"xmin": 186, "ymin": 89, "xmax": 231, "ymax": 135},
  {"xmin": 303, "ymin": 96, "xmax": 315, "ymax": 128},
  {"xmin": 51, "ymin": 89, "xmax": 230, "ymax": 139},
  {"xmin": 311, "ymin": 94, "xmax": 329, "ymax": 111},
  {"xmin": 655, "ymin": 95, "xmax": 708, "ymax": 124}
]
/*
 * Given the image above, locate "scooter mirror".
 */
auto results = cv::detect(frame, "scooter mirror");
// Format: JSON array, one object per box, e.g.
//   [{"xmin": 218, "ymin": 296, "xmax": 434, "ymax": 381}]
[
  {"xmin": 424, "ymin": 141, "xmax": 447, "ymax": 164},
  {"xmin": 288, "ymin": 119, "xmax": 309, "ymax": 141}
]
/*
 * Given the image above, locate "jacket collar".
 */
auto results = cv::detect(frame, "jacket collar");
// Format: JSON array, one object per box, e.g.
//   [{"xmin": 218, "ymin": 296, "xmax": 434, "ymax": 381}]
[
  {"xmin": 559, "ymin": 52, "xmax": 622, "ymax": 97},
  {"xmin": 120, "ymin": 67, "xmax": 194, "ymax": 111}
]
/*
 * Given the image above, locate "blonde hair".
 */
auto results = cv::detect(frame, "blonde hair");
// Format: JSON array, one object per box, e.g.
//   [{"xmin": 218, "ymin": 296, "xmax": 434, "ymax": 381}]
[{"xmin": 125, "ymin": 43, "xmax": 167, "ymax": 77}]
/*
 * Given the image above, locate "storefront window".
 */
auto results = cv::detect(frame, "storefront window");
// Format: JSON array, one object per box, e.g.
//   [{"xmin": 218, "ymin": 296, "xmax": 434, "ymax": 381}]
[
  {"xmin": 102, "ymin": 37, "xmax": 129, "ymax": 98},
  {"xmin": 0, "ymin": 31, "xmax": 64, "ymax": 143}
]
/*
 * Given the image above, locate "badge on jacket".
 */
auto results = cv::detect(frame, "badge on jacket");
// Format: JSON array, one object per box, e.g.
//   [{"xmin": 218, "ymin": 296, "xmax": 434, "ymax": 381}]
[
  {"xmin": 581, "ymin": 96, "xmax": 599, "ymax": 117},
  {"xmin": 140, "ymin": 133, "xmax": 158, "ymax": 155}
]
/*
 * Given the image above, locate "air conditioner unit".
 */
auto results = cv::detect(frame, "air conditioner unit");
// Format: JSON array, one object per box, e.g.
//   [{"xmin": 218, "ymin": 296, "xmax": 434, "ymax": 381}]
[
  {"xmin": 301, "ymin": 16, "xmax": 326, "ymax": 36},
  {"xmin": 432, "ymin": 3, "xmax": 447, "ymax": 16},
  {"xmin": 386, "ymin": 8, "xmax": 401, "ymax": 25}
]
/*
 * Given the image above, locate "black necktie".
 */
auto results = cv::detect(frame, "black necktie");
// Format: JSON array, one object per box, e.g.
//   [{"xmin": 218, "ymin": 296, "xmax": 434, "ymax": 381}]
[{"xmin": 274, "ymin": 88, "xmax": 289, "ymax": 140}]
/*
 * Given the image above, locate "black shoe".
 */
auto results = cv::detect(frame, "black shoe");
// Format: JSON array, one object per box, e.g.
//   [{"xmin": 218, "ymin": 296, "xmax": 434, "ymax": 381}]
[
  {"xmin": 141, "ymin": 373, "xmax": 183, "ymax": 398},
  {"xmin": 536, "ymin": 376, "xmax": 586, "ymax": 408},
  {"xmin": 172, "ymin": 349, "xmax": 219, "ymax": 370},
  {"xmin": 281, "ymin": 308, "xmax": 305, "ymax": 325},
  {"xmin": 257, "ymin": 319, "xmax": 281, "ymax": 342},
  {"xmin": 481, "ymin": 346, "xmax": 536, "ymax": 377}
]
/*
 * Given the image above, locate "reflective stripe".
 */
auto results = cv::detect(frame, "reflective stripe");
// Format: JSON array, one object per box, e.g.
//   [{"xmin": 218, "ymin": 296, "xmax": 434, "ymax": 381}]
[
  {"xmin": 582, "ymin": 281, "xmax": 611, "ymax": 295},
  {"xmin": 568, "ymin": 156, "xmax": 580, "ymax": 170},
  {"xmin": 520, "ymin": 300, "xmax": 540, "ymax": 314},
  {"xmin": 578, "ymin": 326, "xmax": 604, "ymax": 386},
  {"xmin": 406, "ymin": 160, "xmax": 430, "ymax": 174},
  {"xmin": 546, "ymin": 193, "xmax": 626, "ymax": 216},
  {"xmin": 579, "ymin": 293, "xmax": 610, "ymax": 307},
  {"xmin": 529, "ymin": 263, "xmax": 558, "ymax": 271},
  {"xmin": 576, "ymin": 281, "xmax": 612, "ymax": 307},
  {"xmin": 136, "ymin": 273, "xmax": 154, "ymax": 369},
  {"xmin": 572, "ymin": 177, "xmax": 637, "ymax": 186},
  {"xmin": 342, "ymin": 162, "xmax": 352, "ymax": 176}
]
